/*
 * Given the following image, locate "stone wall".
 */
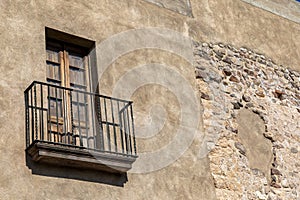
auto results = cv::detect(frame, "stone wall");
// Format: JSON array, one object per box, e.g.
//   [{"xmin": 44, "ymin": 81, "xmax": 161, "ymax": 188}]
[
  {"xmin": 1, "ymin": 0, "xmax": 300, "ymax": 199},
  {"xmin": 194, "ymin": 42, "xmax": 300, "ymax": 200}
]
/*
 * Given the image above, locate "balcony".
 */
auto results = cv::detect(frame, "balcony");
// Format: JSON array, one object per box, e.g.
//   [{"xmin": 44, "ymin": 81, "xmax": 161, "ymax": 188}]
[{"xmin": 24, "ymin": 81, "xmax": 137, "ymax": 173}]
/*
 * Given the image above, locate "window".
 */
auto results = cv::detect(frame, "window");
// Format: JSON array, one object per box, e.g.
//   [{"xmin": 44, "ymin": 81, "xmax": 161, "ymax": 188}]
[
  {"xmin": 46, "ymin": 28, "xmax": 95, "ymax": 146},
  {"xmin": 25, "ymin": 28, "xmax": 137, "ymax": 173}
]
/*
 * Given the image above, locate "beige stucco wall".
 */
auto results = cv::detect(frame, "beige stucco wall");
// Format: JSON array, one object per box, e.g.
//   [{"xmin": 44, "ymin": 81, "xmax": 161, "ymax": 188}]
[
  {"xmin": 0, "ymin": 0, "xmax": 299, "ymax": 199},
  {"xmin": 241, "ymin": 0, "xmax": 300, "ymax": 24}
]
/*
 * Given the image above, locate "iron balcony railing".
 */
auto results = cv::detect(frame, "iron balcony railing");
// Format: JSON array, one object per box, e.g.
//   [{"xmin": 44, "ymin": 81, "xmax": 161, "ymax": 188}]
[{"xmin": 24, "ymin": 81, "xmax": 137, "ymax": 157}]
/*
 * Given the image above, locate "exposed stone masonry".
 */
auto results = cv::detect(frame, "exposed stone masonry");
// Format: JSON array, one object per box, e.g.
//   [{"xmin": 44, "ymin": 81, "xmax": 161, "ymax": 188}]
[{"xmin": 194, "ymin": 42, "xmax": 300, "ymax": 200}]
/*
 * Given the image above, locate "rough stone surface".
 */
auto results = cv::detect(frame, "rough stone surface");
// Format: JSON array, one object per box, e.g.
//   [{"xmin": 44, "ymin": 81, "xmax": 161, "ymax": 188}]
[{"xmin": 194, "ymin": 41, "xmax": 300, "ymax": 200}]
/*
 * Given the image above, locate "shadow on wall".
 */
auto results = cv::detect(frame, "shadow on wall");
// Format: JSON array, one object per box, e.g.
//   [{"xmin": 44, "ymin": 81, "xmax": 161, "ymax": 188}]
[{"xmin": 25, "ymin": 154, "xmax": 128, "ymax": 187}]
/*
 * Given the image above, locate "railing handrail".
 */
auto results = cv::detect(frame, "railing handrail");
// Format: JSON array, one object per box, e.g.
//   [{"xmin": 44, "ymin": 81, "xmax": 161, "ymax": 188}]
[{"xmin": 24, "ymin": 81, "xmax": 133, "ymax": 104}]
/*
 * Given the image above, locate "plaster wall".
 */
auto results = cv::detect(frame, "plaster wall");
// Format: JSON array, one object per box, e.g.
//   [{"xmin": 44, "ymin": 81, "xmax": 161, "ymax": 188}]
[{"xmin": 0, "ymin": 0, "xmax": 299, "ymax": 199}]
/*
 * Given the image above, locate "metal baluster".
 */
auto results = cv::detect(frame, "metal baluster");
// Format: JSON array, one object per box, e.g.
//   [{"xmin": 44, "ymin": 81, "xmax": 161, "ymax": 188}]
[
  {"xmin": 70, "ymin": 91, "xmax": 74, "ymax": 143},
  {"xmin": 40, "ymin": 84, "xmax": 44, "ymax": 141},
  {"xmin": 123, "ymin": 103, "xmax": 129, "ymax": 154},
  {"xmin": 118, "ymin": 101, "xmax": 124, "ymax": 154},
  {"xmin": 130, "ymin": 104, "xmax": 137, "ymax": 155},
  {"xmin": 55, "ymin": 87, "xmax": 59, "ymax": 143},
  {"xmin": 111, "ymin": 99, "xmax": 117, "ymax": 153},
  {"xmin": 34, "ymin": 83, "xmax": 38, "ymax": 140},
  {"xmin": 24, "ymin": 92, "xmax": 29, "ymax": 147},
  {"xmin": 96, "ymin": 96, "xmax": 104, "ymax": 151},
  {"xmin": 104, "ymin": 98, "xmax": 110, "ymax": 151},
  {"xmin": 84, "ymin": 92, "xmax": 89, "ymax": 148},
  {"xmin": 31, "ymin": 89, "xmax": 34, "ymax": 143},
  {"xmin": 90, "ymin": 94, "xmax": 96, "ymax": 149},
  {"xmin": 47, "ymin": 85, "xmax": 52, "ymax": 142},
  {"xmin": 61, "ymin": 88, "xmax": 68, "ymax": 143},
  {"xmin": 39, "ymin": 109, "xmax": 42, "ymax": 141},
  {"xmin": 126, "ymin": 104, "xmax": 132, "ymax": 155},
  {"xmin": 77, "ymin": 91, "xmax": 82, "ymax": 146}
]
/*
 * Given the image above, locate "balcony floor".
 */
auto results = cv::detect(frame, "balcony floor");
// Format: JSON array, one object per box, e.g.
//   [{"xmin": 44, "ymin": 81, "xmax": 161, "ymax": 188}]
[{"xmin": 26, "ymin": 141, "xmax": 137, "ymax": 173}]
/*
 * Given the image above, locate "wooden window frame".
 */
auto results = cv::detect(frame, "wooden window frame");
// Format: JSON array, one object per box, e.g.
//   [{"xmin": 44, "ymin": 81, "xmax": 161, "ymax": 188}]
[{"xmin": 45, "ymin": 28, "xmax": 98, "ymax": 146}]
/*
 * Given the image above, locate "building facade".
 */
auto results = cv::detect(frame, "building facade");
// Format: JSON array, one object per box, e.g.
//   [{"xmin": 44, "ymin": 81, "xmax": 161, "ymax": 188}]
[{"xmin": 0, "ymin": 0, "xmax": 299, "ymax": 199}]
